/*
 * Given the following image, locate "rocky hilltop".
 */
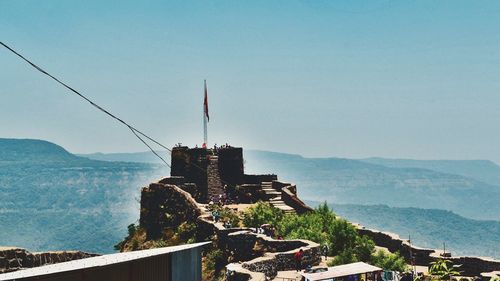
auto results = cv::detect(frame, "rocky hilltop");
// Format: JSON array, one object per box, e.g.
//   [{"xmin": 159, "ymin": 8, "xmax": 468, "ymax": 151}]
[{"xmin": 116, "ymin": 145, "xmax": 500, "ymax": 280}]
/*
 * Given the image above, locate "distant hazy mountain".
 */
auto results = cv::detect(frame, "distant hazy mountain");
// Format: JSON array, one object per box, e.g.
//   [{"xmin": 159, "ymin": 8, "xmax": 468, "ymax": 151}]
[
  {"xmin": 306, "ymin": 202, "xmax": 500, "ymax": 259},
  {"xmin": 360, "ymin": 157, "xmax": 500, "ymax": 187},
  {"xmin": 243, "ymin": 150, "xmax": 500, "ymax": 221},
  {"xmin": 13, "ymin": 142, "xmax": 498, "ymax": 257},
  {"xmin": 0, "ymin": 139, "xmax": 79, "ymax": 162},
  {"xmin": 0, "ymin": 138, "xmax": 164, "ymax": 253},
  {"xmin": 78, "ymin": 151, "xmax": 170, "ymax": 164},
  {"xmin": 82, "ymin": 149, "xmax": 500, "ymax": 221}
]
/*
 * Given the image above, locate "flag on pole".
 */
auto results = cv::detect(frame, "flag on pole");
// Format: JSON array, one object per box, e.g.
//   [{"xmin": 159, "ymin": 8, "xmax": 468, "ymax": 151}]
[
  {"xmin": 204, "ymin": 80, "xmax": 209, "ymax": 122},
  {"xmin": 202, "ymin": 80, "xmax": 209, "ymax": 148}
]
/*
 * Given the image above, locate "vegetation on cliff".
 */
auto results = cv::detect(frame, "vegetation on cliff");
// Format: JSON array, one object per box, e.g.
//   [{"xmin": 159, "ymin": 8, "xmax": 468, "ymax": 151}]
[
  {"xmin": 114, "ymin": 222, "xmax": 197, "ymax": 252},
  {"xmin": 243, "ymin": 202, "xmax": 407, "ymax": 272},
  {"xmin": 327, "ymin": 203, "xmax": 500, "ymax": 259}
]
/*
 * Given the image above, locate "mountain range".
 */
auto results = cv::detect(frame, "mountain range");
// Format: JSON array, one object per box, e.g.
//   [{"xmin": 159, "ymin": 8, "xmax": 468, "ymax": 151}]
[
  {"xmin": 307, "ymin": 201, "xmax": 500, "ymax": 259},
  {"xmin": 242, "ymin": 150, "xmax": 500, "ymax": 221},
  {"xmin": 0, "ymin": 139, "xmax": 164, "ymax": 253},
  {"xmin": 1, "ymin": 138, "xmax": 499, "ymax": 258}
]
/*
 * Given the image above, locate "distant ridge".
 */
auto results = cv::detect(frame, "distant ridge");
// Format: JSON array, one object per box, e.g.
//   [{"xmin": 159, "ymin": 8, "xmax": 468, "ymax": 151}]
[
  {"xmin": 309, "ymin": 202, "xmax": 500, "ymax": 259},
  {"xmin": 1, "ymin": 139, "xmax": 499, "ymax": 258},
  {"xmin": 0, "ymin": 138, "xmax": 77, "ymax": 162},
  {"xmin": 360, "ymin": 157, "xmax": 500, "ymax": 187},
  {"xmin": 79, "ymin": 151, "xmax": 169, "ymax": 164},
  {"xmin": 242, "ymin": 150, "xmax": 500, "ymax": 221},
  {"xmin": 82, "ymin": 149, "xmax": 500, "ymax": 220},
  {"xmin": 0, "ymin": 138, "xmax": 163, "ymax": 253}
]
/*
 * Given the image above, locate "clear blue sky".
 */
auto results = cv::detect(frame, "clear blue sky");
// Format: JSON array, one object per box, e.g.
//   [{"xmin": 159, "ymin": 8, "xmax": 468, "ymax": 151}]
[{"xmin": 2, "ymin": 0, "xmax": 500, "ymax": 161}]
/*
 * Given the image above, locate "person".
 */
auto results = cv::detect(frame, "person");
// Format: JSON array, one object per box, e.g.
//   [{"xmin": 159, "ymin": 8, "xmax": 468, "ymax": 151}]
[
  {"xmin": 322, "ymin": 244, "xmax": 329, "ymax": 260},
  {"xmin": 294, "ymin": 249, "xmax": 304, "ymax": 272},
  {"xmin": 212, "ymin": 210, "xmax": 220, "ymax": 223}
]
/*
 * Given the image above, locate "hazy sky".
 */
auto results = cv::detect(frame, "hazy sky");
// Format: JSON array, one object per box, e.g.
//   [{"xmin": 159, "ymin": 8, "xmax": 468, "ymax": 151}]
[{"xmin": 2, "ymin": 0, "xmax": 500, "ymax": 161}]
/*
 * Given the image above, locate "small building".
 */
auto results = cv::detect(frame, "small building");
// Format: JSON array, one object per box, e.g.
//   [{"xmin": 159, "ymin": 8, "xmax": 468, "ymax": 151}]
[
  {"xmin": 301, "ymin": 262, "xmax": 382, "ymax": 281},
  {"xmin": 0, "ymin": 242, "xmax": 209, "ymax": 281}
]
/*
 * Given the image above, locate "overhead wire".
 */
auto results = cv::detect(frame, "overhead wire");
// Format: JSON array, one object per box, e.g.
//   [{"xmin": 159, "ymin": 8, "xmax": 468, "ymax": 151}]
[
  {"xmin": 0, "ymin": 41, "xmax": 171, "ymax": 168},
  {"xmin": 1, "ymin": 41, "xmax": 235, "ymax": 188}
]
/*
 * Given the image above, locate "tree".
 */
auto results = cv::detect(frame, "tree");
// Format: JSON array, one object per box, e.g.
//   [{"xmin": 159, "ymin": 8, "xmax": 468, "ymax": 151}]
[
  {"xmin": 328, "ymin": 248, "xmax": 358, "ymax": 266},
  {"xmin": 327, "ymin": 218, "xmax": 359, "ymax": 255},
  {"xmin": 242, "ymin": 201, "xmax": 283, "ymax": 228},
  {"xmin": 371, "ymin": 250, "xmax": 407, "ymax": 272},
  {"xmin": 354, "ymin": 235, "xmax": 375, "ymax": 262}
]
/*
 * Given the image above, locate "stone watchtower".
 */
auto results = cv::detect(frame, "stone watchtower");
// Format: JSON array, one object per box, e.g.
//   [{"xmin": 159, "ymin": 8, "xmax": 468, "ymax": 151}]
[
  {"xmin": 170, "ymin": 146, "xmax": 244, "ymax": 202},
  {"xmin": 140, "ymin": 145, "xmax": 313, "ymax": 239}
]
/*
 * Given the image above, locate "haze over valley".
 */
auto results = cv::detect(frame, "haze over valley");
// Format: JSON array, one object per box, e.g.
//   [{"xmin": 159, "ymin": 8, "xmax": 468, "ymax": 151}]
[{"xmin": 1, "ymin": 138, "xmax": 497, "ymax": 258}]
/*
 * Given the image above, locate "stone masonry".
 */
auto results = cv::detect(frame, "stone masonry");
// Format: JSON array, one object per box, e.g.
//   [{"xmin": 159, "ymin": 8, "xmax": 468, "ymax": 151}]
[{"xmin": 207, "ymin": 155, "xmax": 224, "ymax": 200}]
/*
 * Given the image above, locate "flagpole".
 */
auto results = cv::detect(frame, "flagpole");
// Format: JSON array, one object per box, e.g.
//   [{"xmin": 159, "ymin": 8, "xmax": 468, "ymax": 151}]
[{"xmin": 203, "ymin": 80, "xmax": 208, "ymax": 147}]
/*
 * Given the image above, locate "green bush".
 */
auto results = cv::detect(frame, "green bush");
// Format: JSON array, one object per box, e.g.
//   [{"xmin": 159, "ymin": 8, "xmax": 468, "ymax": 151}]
[
  {"xmin": 242, "ymin": 202, "xmax": 407, "ymax": 269},
  {"xmin": 354, "ymin": 235, "xmax": 375, "ymax": 262},
  {"xmin": 371, "ymin": 250, "xmax": 407, "ymax": 272},
  {"xmin": 275, "ymin": 202, "xmax": 360, "ymax": 257},
  {"xmin": 203, "ymin": 248, "xmax": 225, "ymax": 281},
  {"xmin": 242, "ymin": 201, "xmax": 283, "ymax": 228},
  {"xmin": 328, "ymin": 248, "xmax": 358, "ymax": 266}
]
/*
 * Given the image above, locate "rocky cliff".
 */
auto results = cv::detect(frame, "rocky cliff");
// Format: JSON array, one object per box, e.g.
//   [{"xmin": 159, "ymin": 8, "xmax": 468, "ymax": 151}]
[{"xmin": 0, "ymin": 247, "xmax": 97, "ymax": 273}]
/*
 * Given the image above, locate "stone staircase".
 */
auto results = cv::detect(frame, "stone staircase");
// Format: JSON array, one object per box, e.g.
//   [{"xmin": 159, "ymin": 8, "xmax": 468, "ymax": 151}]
[
  {"xmin": 261, "ymin": 182, "xmax": 295, "ymax": 214},
  {"xmin": 207, "ymin": 156, "xmax": 224, "ymax": 199}
]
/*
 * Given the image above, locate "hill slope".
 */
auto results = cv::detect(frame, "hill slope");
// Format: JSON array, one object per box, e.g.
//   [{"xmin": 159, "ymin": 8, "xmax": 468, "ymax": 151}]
[
  {"xmin": 0, "ymin": 138, "xmax": 164, "ymax": 253},
  {"xmin": 307, "ymin": 202, "xmax": 500, "ymax": 259},
  {"xmin": 360, "ymin": 157, "xmax": 500, "ymax": 187},
  {"xmin": 40, "ymin": 146, "xmax": 500, "ymax": 258},
  {"xmin": 243, "ymin": 150, "xmax": 500, "ymax": 221},
  {"xmin": 78, "ymin": 151, "xmax": 169, "ymax": 164}
]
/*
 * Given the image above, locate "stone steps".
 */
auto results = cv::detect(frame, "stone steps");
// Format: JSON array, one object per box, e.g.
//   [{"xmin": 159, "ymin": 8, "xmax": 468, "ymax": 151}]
[
  {"xmin": 207, "ymin": 156, "xmax": 224, "ymax": 199},
  {"xmin": 261, "ymin": 182, "xmax": 296, "ymax": 214}
]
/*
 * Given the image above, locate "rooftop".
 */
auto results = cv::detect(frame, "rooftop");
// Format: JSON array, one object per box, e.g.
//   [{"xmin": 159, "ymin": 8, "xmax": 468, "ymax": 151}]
[
  {"xmin": 300, "ymin": 262, "xmax": 382, "ymax": 281},
  {"xmin": 0, "ymin": 242, "xmax": 209, "ymax": 281}
]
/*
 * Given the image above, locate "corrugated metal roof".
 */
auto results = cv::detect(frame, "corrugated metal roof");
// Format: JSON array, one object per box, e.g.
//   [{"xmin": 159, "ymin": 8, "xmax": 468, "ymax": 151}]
[
  {"xmin": 301, "ymin": 262, "xmax": 382, "ymax": 281},
  {"xmin": 0, "ymin": 242, "xmax": 210, "ymax": 280}
]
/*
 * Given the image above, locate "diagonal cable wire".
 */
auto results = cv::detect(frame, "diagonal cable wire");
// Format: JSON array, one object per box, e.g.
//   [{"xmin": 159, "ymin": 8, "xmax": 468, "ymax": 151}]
[
  {"xmin": 0, "ymin": 41, "xmax": 171, "ymax": 167},
  {"xmin": 1, "ymin": 41, "xmax": 234, "ymax": 188}
]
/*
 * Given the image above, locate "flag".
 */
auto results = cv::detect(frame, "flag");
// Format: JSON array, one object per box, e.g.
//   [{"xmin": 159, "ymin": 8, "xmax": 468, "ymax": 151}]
[{"xmin": 204, "ymin": 80, "xmax": 209, "ymax": 122}]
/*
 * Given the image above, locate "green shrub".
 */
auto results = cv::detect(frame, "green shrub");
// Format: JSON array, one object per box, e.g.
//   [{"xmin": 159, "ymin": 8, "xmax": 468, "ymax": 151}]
[
  {"xmin": 354, "ymin": 235, "xmax": 375, "ymax": 262},
  {"xmin": 208, "ymin": 204, "xmax": 241, "ymax": 227},
  {"xmin": 371, "ymin": 250, "xmax": 407, "ymax": 272},
  {"xmin": 203, "ymin": 248, "xmax": 225, "ymax": 281},
  {"xmin": 242, "ymin": 201, "xmax": 283, "ymax": 228},
  {"xmin": 243, "ymin": 201, "xmax": 406, "ymax": 269},
  {"xmin": 328, "ymin": 248, "xmax": 358, "ymax": 266}
]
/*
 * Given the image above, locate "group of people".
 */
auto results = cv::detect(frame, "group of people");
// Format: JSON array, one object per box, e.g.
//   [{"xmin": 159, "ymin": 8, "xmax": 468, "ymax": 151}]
[
  {"xmin": 210, "ymin": 208, "xmax": 233, "ymax": 229},
  {"xmin": 253, "ymin": 224, "xmax": 277, "ymax": 237},
  {"xmin": 208, "ymin": 184, "xmax": 240, "ymax": 206},
  {"xmin": 213, "ymin": 143, "xmax": 232, "ymax": 150},
  {"xmin": 194, "ymin": 142, "xmax": 232, "ymax": 149},
  {"xmin": 209, "ymin": 192, "xmax": 238, "ymax": 206}
]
